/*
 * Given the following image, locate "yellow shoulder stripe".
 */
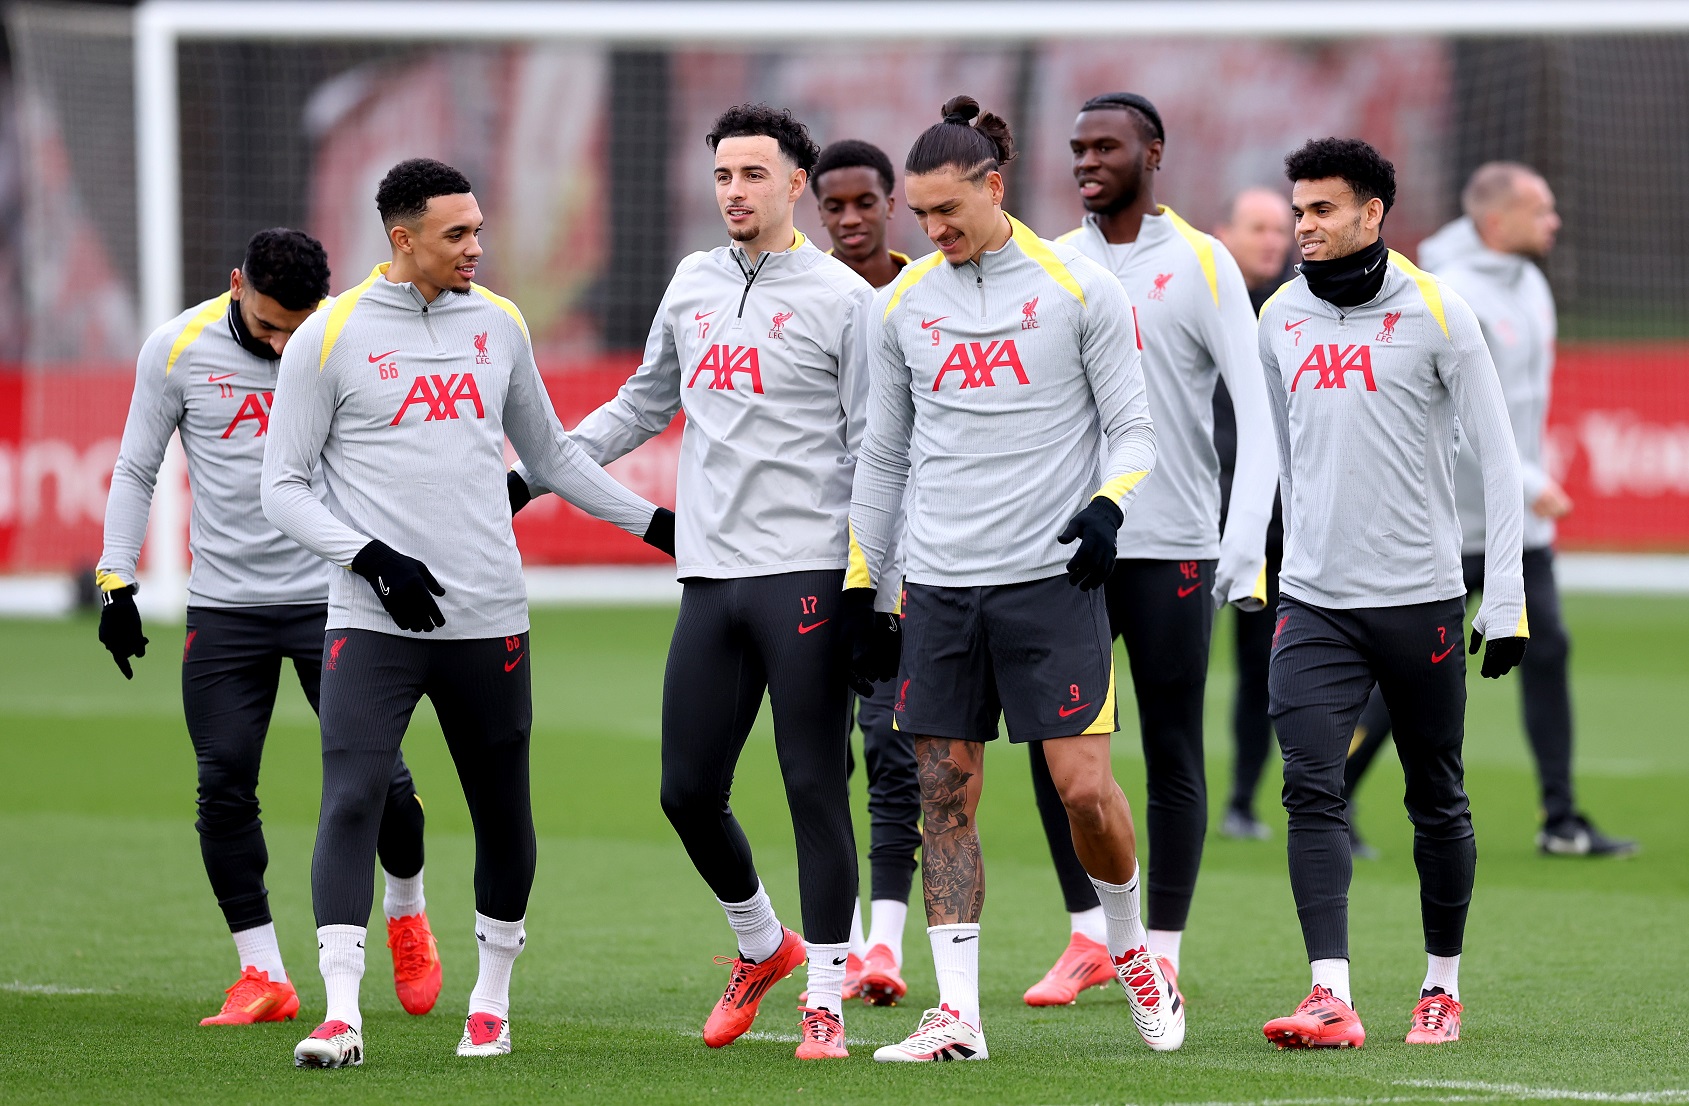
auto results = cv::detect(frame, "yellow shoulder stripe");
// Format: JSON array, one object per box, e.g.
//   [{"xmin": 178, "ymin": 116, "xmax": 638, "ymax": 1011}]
[
  {"xmin": 1388, "ymin": 250, "xmax": 1448, "ymax": 338},
  {"xmin": 881, "ymin": 250, "xmax": 947, "ymax": 320},
  {"xmin": 1162, "ymin": 206, "xmax": 1219, "ymax": 307},
  {"xmin": 471, "ymin": 284, "xmax": 531, "ymax": 342},
  {"xmin": 1259, "ymin": 277, "xmax": 1296, "ymax": 316},
  {"xmin": 1056, "ymin": 226, "xmax": 1086, "ymax": 244},
  {"xmin": 1010, "ymin": 215, "xmax": 1085, "ymax": 306},
  {"xmin": 320, "ymin": 263, "xmax": 388, "ymax": 371},
  {"xmin": 1080, "ymin": 654, "xmax": 1118, "ymax": 735},
  {"xmin": 846, "ymin": 525, "xmax": 872, "ymax": 589},
  {"xmin": 1095, "ymin": 471, "xmax": 1149, "ymax": 505},
  {"xmin": 165, "ymin": 293, "xmax": 232, "ymax": 374}
]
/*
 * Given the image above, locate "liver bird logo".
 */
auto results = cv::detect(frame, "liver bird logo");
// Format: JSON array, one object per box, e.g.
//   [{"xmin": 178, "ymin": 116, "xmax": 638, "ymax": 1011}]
[
  {"xmin": 1150, "ymin": 272, "xmax": 1174, "ymax": 300},
  {"xmin": 1020, "ymin": 297, "xmax": 1040, "ymax": 330},
  {"xmin": 473, "ymin": 331, "xmax": 491, "ymax": 363},
  {"xmin": 1376, "ymin": 310, "xmax": 1402, "ymax": 343},
  {"xmin": 769, "ymin": 310, "xmax": 794, "ymax": 340}
]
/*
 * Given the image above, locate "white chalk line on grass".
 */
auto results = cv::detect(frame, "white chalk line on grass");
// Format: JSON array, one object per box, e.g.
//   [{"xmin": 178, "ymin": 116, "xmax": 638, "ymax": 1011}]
[
  {"xmin": 1401, "ymin": 1081, "xmax": 1689, "ymax": 1103},
  {"xmin": 2, "ymin": 981, "xmax": 108, "ymax": 995}
]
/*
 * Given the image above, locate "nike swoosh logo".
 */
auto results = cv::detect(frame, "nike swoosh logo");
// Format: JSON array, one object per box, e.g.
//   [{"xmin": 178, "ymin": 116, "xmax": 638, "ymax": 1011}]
[
  {"xmin": 1057, "ymin": 702, "xmax": 1093, "ymax": 717},
  {"xmin": 1176, "ymin": 584, "xmax": 1201, "ymax": 598},
  {"xmin": 920, "ymin": 316, "xmax": 949, "ymax": 329},
  {"xmin": 694, "ymin": 309, "xmax": 716, "ymax": 320},
  {"xmin": 1431, "ymin": 645, "xmax": 1456, "ymax": 663},
  {"xmin": 797, "ymin": 619, "xmax": 830, "ymax": 634},
  {"xmin": 1284, "ymin": 317, "xmax": 1311, "ymax": 331},
  {"xmin": 207, "ymin": 373, "xmax": 238, "ymax": 383},
  {"xmin": 832, "ymin": 956, "xmax": 848, "ymax": 966},
  {"xmin": 368, "ymin": 349, "xmax": 400, "ymax": 363},
  {"xmin": 504, "ymin": 653, "xmax": 525, "ymax": 671},
  {"xmin": 950, "ymin": 934, "xmax": 978, "ymax": 943}
]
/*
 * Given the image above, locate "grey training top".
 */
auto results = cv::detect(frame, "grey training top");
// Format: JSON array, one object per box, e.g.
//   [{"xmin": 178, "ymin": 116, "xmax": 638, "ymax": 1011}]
[
  {"xmin": 1257, "ymin": 252, "xmax": 1528, "ymax": 642},
  {"xmin": 1418, "ymin": 216, "xmax": 1558, "ymax": 554},
  {"xmin": 99, "ymin": 294, "xmax": 329, "ymax": 607},
  {"xmin": 850, "ymin": 215, "xmax": 1157, "ymax": 592},
  {"xmin": 262, "ymin": 264, "xmax": 658, "ymax": 639},
  {"xmin": 519, "ymin": 232, "xmax": 875, "ymax": 581}
]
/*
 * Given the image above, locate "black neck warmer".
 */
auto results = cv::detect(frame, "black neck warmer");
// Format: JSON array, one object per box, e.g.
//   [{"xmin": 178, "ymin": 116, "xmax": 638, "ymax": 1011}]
[
  {"xmin": 1300, "ymin": 238, "xmax": 1388, "ymax": 309},
  {"xmin": 227, "ymin": 297, "xmax": 282, "ymax": 361}
]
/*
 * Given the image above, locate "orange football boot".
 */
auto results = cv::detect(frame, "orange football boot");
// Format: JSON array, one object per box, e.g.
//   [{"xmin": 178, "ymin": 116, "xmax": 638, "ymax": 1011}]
[
  {"xmin": 857, "ymin": 944, "xmax": 908, "ymax": 1007},
  {"xmin": 703, "ymin": 927, "xmax": 807, "ymax": 1048},
  {"xmin": 795, "ymin": 1006, "xmax": 849, "ymax": 1059},
  {"xmin": 199, "ymin": 966, "xmax": 300, "ymax": 1026},
  {"xmin": 1405, "ymin": 990, "xmax": 1462, "ymax": 1044},
  {"xmin": 1023, "ymin": 933, "xmax": 1114, "ymax": 1006},
  {"xmin": 1264, "ymin": 985, "xmax": 1366, "ymax": 1049},
  {"xmin": 387, "ymin": 912, "xmax": 442, "ymax": 1015}
]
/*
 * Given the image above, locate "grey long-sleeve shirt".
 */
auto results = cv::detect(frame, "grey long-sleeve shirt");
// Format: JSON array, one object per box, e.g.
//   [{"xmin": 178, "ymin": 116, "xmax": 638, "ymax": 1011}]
[
  {"xmin": 1418, "ymin": 216, "xmax": 1558, "ymax": 554},
  {"xmin": 99, "ymin": 294, "xmax": 329, "ymax": 607},
  {"xmin": 262, "ymin": 264, "xmax": 658, "ymax": 639},
  {"xmin": 850, "ymin": 215, "xmax": 1157, "ymax": 592},
  {"xmin": 521, "ymin": 232, "xmax": 874, "ymax": 581},
  {"xmin": 1061, "ymin": 207, "xmax": 1279, "ymax": 609},
  {"xmin": 1258, "ymin": 252, "xmax": 1529, "ymax": 641}
]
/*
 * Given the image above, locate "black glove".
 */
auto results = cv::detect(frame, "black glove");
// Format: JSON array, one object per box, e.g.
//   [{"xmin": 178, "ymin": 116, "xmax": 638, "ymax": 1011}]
[
  {"xmin": 1056, "ymin": 496, "xmax": 1123, "ymax": 591},
  {"xmin": 351, "ymin": 539, "xmax": 446, "ymax": 633},
  {"xmin": 1469, "ymin": 629, "xmax": 1527, "ymax": 679},
  {"xmin": 840, "ymin": 587, "xmax": 901, "ymax": 698},
  {"xmin": 643, "ymin": 507, "xmax": 676, "ymax": 557},
  {"xmin": 507, "ymin": 470, "xmax": 532, "ymax": 516},
  {"xmin": 98, "ymin": 583, "xmax": 147, "ymax": 680}
]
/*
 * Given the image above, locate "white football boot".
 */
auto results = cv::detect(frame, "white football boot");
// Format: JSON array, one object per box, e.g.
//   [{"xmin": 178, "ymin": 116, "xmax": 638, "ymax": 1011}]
[
  {"xmin": 873, "ymin": 1004, "xmax": 988, "ymax": 1062},
  {"xmin": 457, "ymin": 1012, "xmax": 512, "ymax": 1057},
  {"xmin": 294, "ymin": 1020, "xmax": 364, "ymax": 1068},
  {"xmin": 1113, "ymin": 947, "xmax": 1185, "ymax": 1051}
]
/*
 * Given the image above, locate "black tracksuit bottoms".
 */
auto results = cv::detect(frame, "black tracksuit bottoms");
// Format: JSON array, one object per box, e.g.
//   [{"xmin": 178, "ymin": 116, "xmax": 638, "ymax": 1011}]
[
  {"xmin": 314, "ymin": 629, "xmax": 533, "ymax": 927},
  {"xmin": 1270, "ymin": 594, "xmax": 1475, "ymax": 961},
  {"xmin": 1029, "ymin": 559, "xmax": 1216, "ymax": 930},
  {"xmin": 183, "ymin": 605, "xmax": 423, "ymax": 932},
  {"xmin": 659, "ymin": 571, "xmax": 856, "ymax": 944},
  {"xmin": 853, "ymin": 683, "xmax": 921, "ymax": 905}
]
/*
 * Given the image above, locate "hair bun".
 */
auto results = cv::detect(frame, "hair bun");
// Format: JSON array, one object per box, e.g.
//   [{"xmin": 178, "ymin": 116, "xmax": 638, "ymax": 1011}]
[{"xmin": 941, "ymin": 95, "xmax": 981, "ymax": 126}]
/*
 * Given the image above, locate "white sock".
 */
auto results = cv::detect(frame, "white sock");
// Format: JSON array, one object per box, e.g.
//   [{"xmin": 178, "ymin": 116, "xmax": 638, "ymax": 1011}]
[
  {"xmin": 718, "ymin": 883, "xmax": 784, "ymax": 963},
  {"xmin": 1088, "ymin": 871, "xmax": 1149, "ymax": 960},
  {"xmin": 468, "ymin": 913, "xmax": 526, "ymax": 1020},
  {"xmin": 1311, "ymin": 958, "xmax": 1352, "ymax": 1007},
  {"xmin": 928, "ymin": 923, "xmax": 981, "ymax": 1030},
  {"xmin": 1070, "ymin": 906, "xmax": 1108, "ymax": 946},
  {"xmin": 866, "ymin": 898, "xmax": 909, "ymax": 966},
  {"xmin": 1147, "ymin": 929, "xmax": 1183, "ymax": 973},
  {"xmin": 805, "ymin": 940, "xmax": 849, "ymax": 1014},
  {"xmin": 848, "ymin": 899, "xmax": 867, "ymax": 959},
  {"xmin": 1422, "ymin": 953, "xmax": 1460, "ymax": 1001},
  {"xmin": 382, "ymin": 867, "xmax": 425, "ymax": 920},
  {"xmin": 317, "ymin": 925, "xmax": 366, "ymax": 1031},
  {"xmin": 232, "ymin": 922, "xmax": 286, "ymax": 981}
]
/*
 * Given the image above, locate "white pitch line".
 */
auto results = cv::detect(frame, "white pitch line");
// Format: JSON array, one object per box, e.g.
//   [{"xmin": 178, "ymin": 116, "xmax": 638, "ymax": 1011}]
[
  {"xmin": 1400, "ymin": 1081, "xmax": 1689, "ymax": 1104},
  {"xmin": 2, "ymin": 981, "xmax": 108, "ymax": 995}
]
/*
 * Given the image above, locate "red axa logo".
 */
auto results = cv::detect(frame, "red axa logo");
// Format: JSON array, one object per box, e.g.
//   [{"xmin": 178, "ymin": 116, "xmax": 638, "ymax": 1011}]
[
  {"xmin": 390, "ymin": 373, "xmax": 486, "ymax": 425},
  {"xmin": 1375, "ymin": 310, "xmax": 1402, "ymax": 343},
  {"xmin": 934, "ymin": 339, "xmax": 1030, "ymax": 391},
  {"xmin": 1290, "ymin": 343, "xmax": 1377, "ymax": 392},
  {"xmin": 473, "ymin": 331, "xmax": 491, "ymax": 364},
  {"xmin": 1020, "ymin": 296, "xmax": 1039, "ymax": 330},
  {"xmin": 687, "ymin": 344, "xmax": 764, "ymax": 393},
  {"xmin": 769, "ymin": 310, "xmax": 793, "ymax": 340},
  {"xmin": 326, "ymin": 635, "xmax": 348, "ymax": 671},
  {"xmin": 220, "ymin": 391, "xmax": 275, "ymax": 439},
  {"xmin": 1149, "ymin": 272, "xmax": 1173, "ymax": 300}
]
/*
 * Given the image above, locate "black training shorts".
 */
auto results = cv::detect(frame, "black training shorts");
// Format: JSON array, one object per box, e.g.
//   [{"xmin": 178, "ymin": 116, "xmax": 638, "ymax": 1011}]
[{"xmin": 894, "ymin": 574, "xmax": 1116, "ymax": 743}]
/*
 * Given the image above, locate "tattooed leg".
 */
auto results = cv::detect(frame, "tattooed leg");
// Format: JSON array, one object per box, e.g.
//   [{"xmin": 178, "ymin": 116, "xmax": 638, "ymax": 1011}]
[
  {"xmin": 914, "ymin": 736, "xmax": 986, "ymax": 925},
  {"xmin": 1041, "ymin": 734, "xmax": 1138, "ymax": 884}
]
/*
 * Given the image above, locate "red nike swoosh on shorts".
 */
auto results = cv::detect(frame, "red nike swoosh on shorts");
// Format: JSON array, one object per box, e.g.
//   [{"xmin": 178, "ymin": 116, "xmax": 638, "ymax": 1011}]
[
  {"xmin": 368, "ymin": 349, "xmax": 400, "ymax": 362},
  {"xmin": 797, "ymin": 620, "xmax": 830, "ymax": 634},
  {"xmin": 1284, "ymin": 317, "xmax": 1311, "ymax": 331},
  {"xmin": 919, "ymin": 316, "xmax": 949, "ymax": 329},
  {"xmin": 1057, "ymin": 702, "xmax": 1093, "ymax": 717},
  {"xmin": 1430, "ymin": 645, "xmax": 1456, "ymax": 663},
  {"xmin": 504, "ymin": 652, "xmax": 525, "ymax": 671},
  {"xmin": 1176, "ymin": 584, "xmax": 1201, "ymax": 598},
  {"xmin": 207, "ymin": 373, "xmax": 238, "ymax": 383}
]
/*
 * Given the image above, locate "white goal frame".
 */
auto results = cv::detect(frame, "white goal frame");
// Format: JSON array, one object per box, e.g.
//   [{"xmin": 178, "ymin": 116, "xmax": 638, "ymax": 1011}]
[{"xmin": 127, "ymin": 0, "xmax": 1689, "ymax": 613}]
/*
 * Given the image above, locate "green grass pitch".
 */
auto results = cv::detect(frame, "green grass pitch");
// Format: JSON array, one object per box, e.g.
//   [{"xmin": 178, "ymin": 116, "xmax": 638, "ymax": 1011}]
[{"xmin": 1, "ymin": 597, "xmax": 1685, "ymax": 1104}]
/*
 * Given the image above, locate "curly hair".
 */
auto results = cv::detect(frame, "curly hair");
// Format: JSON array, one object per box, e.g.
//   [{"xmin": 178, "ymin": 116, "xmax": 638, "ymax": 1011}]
[
  {"xmin": 1284, "ymin": 137, "xmax": 1396, "ymax": 216},
  {"xmin": 242, "ymin": 228, "xmax": 330, "ymax": 311},
  {"xmin": 375, "ymin": 158, "xmax": 473, "ymax": 229},
  {"xmin": 812, "ymin": 139, "xmax": 895, "ymax": 196},
  {"xmin": 905, "ymin": 95, "xmax": 1015, "ymax": 179},
  {"xmin": 706, "ymin": 104, "xmax": 820, "ymax": 175}
]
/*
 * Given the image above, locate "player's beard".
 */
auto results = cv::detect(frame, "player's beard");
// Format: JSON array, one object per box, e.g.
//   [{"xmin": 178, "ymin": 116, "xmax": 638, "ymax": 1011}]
[
  {"xmin": 727, "ymin": 218, "xmax": 761, "ymax": 243},
  {"xmin": 227, "ymin": 298, "xmax": 281, "ymax": 361},
  {"xmin": 1087, "ymin": 161, "xmax": 1148, "ymax": 217}
]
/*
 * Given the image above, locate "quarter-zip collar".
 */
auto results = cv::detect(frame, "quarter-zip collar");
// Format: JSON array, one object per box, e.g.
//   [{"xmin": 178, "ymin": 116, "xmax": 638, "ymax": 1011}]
[
  {"xmin": 366, "ymin": 261, "xmax": 474, "ymax": 314},
  {"xmin": 726, "ymin": 229, "xmax": 809, "ymax": 318},
  {"xmin": 1079, "ymin": 205, "xmax": 1177, "ymax": 256}
]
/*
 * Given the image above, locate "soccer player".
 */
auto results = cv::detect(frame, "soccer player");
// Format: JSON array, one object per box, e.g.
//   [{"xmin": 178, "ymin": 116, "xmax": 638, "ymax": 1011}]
[
  {"xmin": 1257, "ymin": 138, "xmax": 1529, "ymax": 1049},
  {"xmin": 97, "ymin": 228, "xmax": 441, "ymax": 1028},
  {"xmin": 511, "ymin": 106, "xmax": 874, "ymax": 1059},
  {"xmin": 1341, "ymin": 164, "xmax": 1636, "ymax": 858},
  {"xmin": 262, "ymin": 158, "xmax": 670, "ymax": 1067},
  {"xmin": 853, "ymin": 96, "xmax": 1182, "ymax": 1062},
  {"xmin": 1020, "ymin": 92, "xmax": 1277, "ymax": 1010},
  {"xmin": 812, "ymin": 136, "xmax": 918, "ymax": 1006},
  {"xmin": 1214, "ymin": 187, "xmax": 1296, "ymax": 843}
]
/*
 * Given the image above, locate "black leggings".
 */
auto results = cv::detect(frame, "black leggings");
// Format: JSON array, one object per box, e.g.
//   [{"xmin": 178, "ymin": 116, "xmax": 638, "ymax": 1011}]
[
  {"xmin": 1271, "ymin": 595, "xmax": 1474, "ymax": 960},
  {"xmin": 1226, "ymin": 531, "xmax": 1283, "ymax": 819},
  {"xmin": 1343, "ymin": 548, "xmax": 1575, "ymax": 826},
  {"xmin": 183, "ymin": 605, "xmax": 423, "ymax": 933},
  {"xmin": 1030, "ymin": 559, "xmax": 1215, "ymax": 930},
  {"xmin": 660, "ymin": 572, "xmax": 856, "ymax": 944},
  {"xmin": 314, "ymin": 630, "xmax": 533, "ymax": 926},
  {"xmin": 854, "ymin": 684, "xmax": 921, "ymax": 905}
]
